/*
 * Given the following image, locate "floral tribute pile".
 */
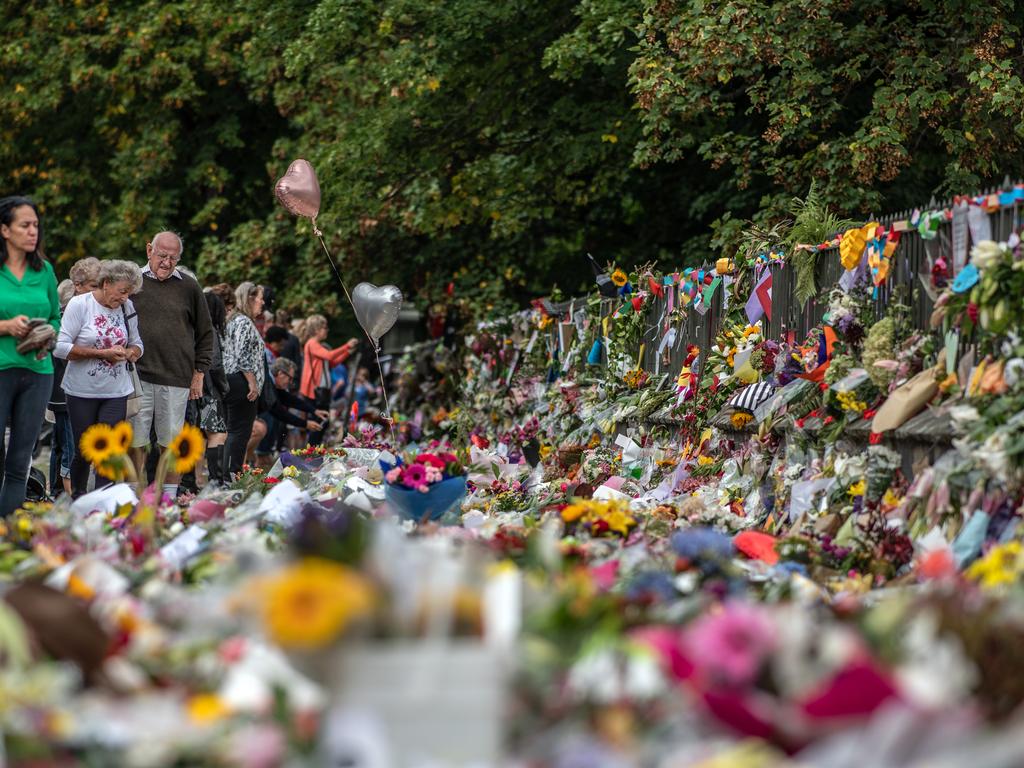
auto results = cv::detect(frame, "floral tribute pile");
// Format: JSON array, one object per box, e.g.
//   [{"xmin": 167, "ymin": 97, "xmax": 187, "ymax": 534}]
[{"xmin": 5, "ymin": 185, "xmax": 1024, "ymax": 766}]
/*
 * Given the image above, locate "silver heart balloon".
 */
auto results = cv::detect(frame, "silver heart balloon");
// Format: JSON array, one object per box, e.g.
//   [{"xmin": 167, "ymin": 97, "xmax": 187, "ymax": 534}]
[{"xmin": 351, "ymin": 282, "xmax": 403, "ymax": 348}]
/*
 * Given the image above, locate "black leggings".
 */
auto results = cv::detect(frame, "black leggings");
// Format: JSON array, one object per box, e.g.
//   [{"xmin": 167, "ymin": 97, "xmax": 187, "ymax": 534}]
[
  {"xmin": 223, "ymin": 372, "xmax": 257, "ymax": 477},
  {"xmin": 66, "ymin": 394, "xmax": 127, "ymax": 498}
]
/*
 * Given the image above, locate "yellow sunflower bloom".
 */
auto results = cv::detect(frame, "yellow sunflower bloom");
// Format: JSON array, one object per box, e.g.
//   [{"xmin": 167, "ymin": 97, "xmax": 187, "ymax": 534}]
[
  {"xmin": 111, "ymin": 421, "xmax": 133, "ymax": 454},
  {"xmin": 168, "ymin": 424, "xmax": 205, "ymax": 474},
  {"xmin": 263, "ymin": 558, "xmax": 375, "ymax": 649},
  {"xmin": 611, "ymin": 269, "xmax": 628, "ymax": 287},
  {"xmin": 730, "ymin": 412, "xmax": 754, "ymax": 429},
  {"xmin": 80, "ymin": 424, "xmax": 116, "ymax": 467}
]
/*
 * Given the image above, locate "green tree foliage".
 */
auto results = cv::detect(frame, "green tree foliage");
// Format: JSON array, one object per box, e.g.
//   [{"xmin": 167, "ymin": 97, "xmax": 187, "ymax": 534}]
[{"xmin": 2, "ymin": 0, "xmax": 1021, "ymax": 322}]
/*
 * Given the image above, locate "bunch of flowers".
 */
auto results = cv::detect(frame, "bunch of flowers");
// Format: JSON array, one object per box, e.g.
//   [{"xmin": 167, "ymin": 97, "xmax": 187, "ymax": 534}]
[
  {"xmin": 825, "ymin": 285, "xmax": 874, "ymax": 347},
  {"xmin": 560, "ymin": 498, "xmax": 637, "ymax": 537},
  {"xmin": 290, "ymin": 445, "xmax": 347, "ymax": 460},
  {"xmin": 835, "ymin": 389, "xmax": 868, "ymax": 413},
  {"xmin": 962, "ymin": 240, "xmax": 1022, "ymax": 338},
  {"xmin": 383, "ymin": 450, "xmax": 464, "ymax": 493},
  {"xmin": 623, "ymin": 367, "xmax": 649, "ymax": 389}
]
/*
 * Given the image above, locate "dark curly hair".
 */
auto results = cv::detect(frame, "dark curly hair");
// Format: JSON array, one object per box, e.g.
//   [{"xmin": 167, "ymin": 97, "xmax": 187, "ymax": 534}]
[{"xmin": 0, "ymin": 196, "xmax": 45, "ymax": 271}]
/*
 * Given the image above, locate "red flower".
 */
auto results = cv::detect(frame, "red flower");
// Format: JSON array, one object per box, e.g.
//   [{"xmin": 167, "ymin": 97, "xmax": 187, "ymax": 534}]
[
  {"xmin": 415, "ymin": 453, "xmax": 446, "ymax": 469},
  {"xmin": 795, "ymin": 418, "xmax": 806, "ymax": 428},
  {"xmin": 733, "ymin": 531, "xmax": 780, "ymax": 565},
  {"xmin": 967, "ymin": 302, "xmax": 979, "ymax": 324},
  {"xmin": 263, "ymin": 476, "xmax": 280, "ymax": 485},
  {"xmin": 869, "ymin": 432, "xmax": 882, "ymax": 444},
  {"xmin": 863, "ymin": 409, "xmax": 877, "ymax": 420},
  {"xmin": 819, "ymin": 381, "xmax": 829, "ymax": 391},
  {"xmin": 823, "ymin": 416, "xmax": 834, "ymax": 425}
]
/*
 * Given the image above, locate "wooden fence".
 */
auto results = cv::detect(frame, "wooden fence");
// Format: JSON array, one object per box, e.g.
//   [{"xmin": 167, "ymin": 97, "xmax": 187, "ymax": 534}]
[{"xmin": 616, "ymin": 181, "xmax": 1024, "ymax": 380}]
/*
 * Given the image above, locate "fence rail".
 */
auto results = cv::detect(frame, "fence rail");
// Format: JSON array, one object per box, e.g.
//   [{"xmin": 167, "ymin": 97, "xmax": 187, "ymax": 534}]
[{"xmin": 617, "ymin": 181, "xmax": 1024, "ymax": 382}]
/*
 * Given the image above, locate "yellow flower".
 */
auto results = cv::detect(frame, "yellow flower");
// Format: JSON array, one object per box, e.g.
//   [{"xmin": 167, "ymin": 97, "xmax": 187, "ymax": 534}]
[
  {"xmin": 966, "ymin": 542, "xmax": 1024, "ymax": 589},
  {"xmin": 561, "ymin": 504, "xmax": 586, "ymax": 523},
  {"xmin": 282, "ymin": 465, "xmax": 299, "ymax": 478},
  {"xmin": 79, "ymin": 423, "xmax": 116, "ymax": 467},
  {"xmin": 263, "ymin": 558, "xmax": 375, "ymax": 650},
  {"xmin": 187, "ymin": 693, "xmax": 231, "ymax": 724},
  {"xmin": 559, "ymin": 499, "xmax": 636, "ymax": 537},
  {"xmin": 603, "ymin": 509, "xmax": 636, "ymax": 536},
  {"xmin": 847, "ymin": 480, "xmax": 866, "ymax": 498},
  {"xmin": 167, "ymin": 424, "xmax": 205, "ymax": 474},
  {"xmin": 611, "ymin": 269, "xmax": 628, "ymax": 287},
  {"xmin": 539, "ymin": 444, "xmax": 553, "ymax": 461},
  {"xmin": 111, "ymin": 421, "xmax": 133, "ymax": 454},
  {"xmin": 730, "ymin": 412, "xmax": 754, "ymax": 429},
  {"xmin": 881, "ymin": 488, "xmax": 902, "ymax": 508},
  {"xmin": 697, "ymin": 455, "xmax": 715, "ymax": 466},
  {"xmin": 95, "ymin": 459, "xmax": 119, "ymax": 481}
]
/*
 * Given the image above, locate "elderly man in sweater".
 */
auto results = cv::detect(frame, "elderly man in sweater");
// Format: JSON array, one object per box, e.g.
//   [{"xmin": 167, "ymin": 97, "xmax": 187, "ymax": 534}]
[{"xmin": 129, "ymin": 231, "xmax": 214, "ymax": 496}]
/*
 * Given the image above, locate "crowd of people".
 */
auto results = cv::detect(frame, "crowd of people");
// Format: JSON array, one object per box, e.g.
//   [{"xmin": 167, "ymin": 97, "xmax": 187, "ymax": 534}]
[{"xmin": 0, "ymin": 195, "xmax": 380, "ymax": 516}]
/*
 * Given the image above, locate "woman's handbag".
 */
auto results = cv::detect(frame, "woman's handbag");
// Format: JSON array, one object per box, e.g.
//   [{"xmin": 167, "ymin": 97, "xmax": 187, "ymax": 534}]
[
  {"xmin": 121, "ymin": 305, "xmax": 143, "ymax": 418},
  {"xmin": 314, "ymin": 355, "xmax": 332, "ymax": 409},
  {"xmin": 125, "ymin": 362, "xmax": 143, "ymax": 418},
  {"xmin": 256, "ymin": 356, "xmax": 276, "ymax": 413}
]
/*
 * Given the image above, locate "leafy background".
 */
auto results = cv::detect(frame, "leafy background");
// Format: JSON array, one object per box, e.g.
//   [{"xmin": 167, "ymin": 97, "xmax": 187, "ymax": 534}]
[{"xmin": 2, "ymin": 0, "xmax": 1022, "ymax": 328}]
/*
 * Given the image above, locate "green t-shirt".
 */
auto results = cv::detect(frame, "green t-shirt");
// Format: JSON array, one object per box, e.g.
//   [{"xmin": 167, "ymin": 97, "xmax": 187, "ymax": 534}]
[{"xmin": 0, "ymin": 259, "xmax": 60, "ymax": 374}]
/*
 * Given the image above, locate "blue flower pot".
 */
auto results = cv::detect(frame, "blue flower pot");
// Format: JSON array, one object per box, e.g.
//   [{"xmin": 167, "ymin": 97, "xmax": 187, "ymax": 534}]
[{"xmin": 385, "ymin": 476, "xmax": 467, "ymax": 522}]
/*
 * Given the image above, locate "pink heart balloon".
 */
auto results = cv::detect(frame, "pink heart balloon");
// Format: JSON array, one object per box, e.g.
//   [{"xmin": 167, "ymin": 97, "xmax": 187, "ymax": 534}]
[{"xmin": 274, "ymin": 159, "xmax": 321, "ymax": 220}]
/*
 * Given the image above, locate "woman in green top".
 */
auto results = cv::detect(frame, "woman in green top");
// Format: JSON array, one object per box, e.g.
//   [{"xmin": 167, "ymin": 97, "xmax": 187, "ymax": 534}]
[{"xmin": 0, "ymin": 196, "xmax": 60, "ymax": 516}]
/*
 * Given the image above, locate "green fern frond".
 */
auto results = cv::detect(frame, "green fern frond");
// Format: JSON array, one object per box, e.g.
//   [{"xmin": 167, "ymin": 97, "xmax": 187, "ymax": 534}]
[{"xmin": 786, "ymin": 183, "xmax": 856, "ymax": 306}]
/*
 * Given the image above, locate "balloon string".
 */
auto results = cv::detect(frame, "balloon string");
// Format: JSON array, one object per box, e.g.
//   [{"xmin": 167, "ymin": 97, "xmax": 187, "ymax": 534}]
[{"xmin": 315, "ymin": 232, "xmax": 397, "ymax": 443}]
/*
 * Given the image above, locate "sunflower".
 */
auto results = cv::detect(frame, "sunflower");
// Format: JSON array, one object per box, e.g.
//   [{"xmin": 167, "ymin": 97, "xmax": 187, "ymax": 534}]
[
  {"xmin": 263, "ymin": 558, "xmax": 375, "ymax": 649},
  {"xmin": 80, "ymin": 423, "xmax": 116, "ymax": 467},
  {"xmin": 610, "ymin": 269, "xmax": 628, "ymax": 287},
  {"xmin": 168, "ymin": 424, "xmax": 205, "ymax": 474},
  {"xmin": 111, "ymin": 421, "xmax": 133, "ymax": 454}
]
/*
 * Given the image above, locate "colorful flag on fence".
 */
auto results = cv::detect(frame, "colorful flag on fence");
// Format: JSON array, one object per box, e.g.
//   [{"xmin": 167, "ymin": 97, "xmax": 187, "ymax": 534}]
[{"xmin": 744, "ymin": 270, "xmax": 773, "ymax": 324}]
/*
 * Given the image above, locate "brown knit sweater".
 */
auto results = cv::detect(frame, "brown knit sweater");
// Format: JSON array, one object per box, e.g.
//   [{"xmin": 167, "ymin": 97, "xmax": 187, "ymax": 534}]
[{"xmin": 133, "ymin": 272, "xmax": 214, "ymax": 388}]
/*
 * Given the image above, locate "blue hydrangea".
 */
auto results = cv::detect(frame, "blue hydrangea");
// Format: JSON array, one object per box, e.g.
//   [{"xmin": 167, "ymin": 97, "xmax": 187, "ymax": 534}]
[{"xmin": 671, "ymin": 527, "xmax": 734, "ymax": 560}]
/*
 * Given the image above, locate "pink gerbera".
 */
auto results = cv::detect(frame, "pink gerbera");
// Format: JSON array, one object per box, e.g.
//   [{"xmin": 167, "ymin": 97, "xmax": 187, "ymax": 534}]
[
  {"xmin": 385, "ymin": 467, "xmax": 402, "ymax": 484},
  {"xmin": 401, "ymin": 463, "xmax": 427, "ymax": 488}
]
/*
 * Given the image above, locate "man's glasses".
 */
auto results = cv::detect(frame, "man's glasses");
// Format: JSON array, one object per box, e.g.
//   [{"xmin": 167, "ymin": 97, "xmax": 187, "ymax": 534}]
[{"xmin": 154, "ymin": 253, "xmax": 180, "ymax": 264}]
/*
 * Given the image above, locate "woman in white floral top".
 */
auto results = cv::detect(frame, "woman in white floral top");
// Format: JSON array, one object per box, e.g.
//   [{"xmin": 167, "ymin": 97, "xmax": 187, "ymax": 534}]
[
  {"xmin": 220, "ymin": 281, "xmax": 265, "ymax": 477},
  {"xmin": 55, "ymin": 260, "xmax": 144, "ymax": 497}
]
